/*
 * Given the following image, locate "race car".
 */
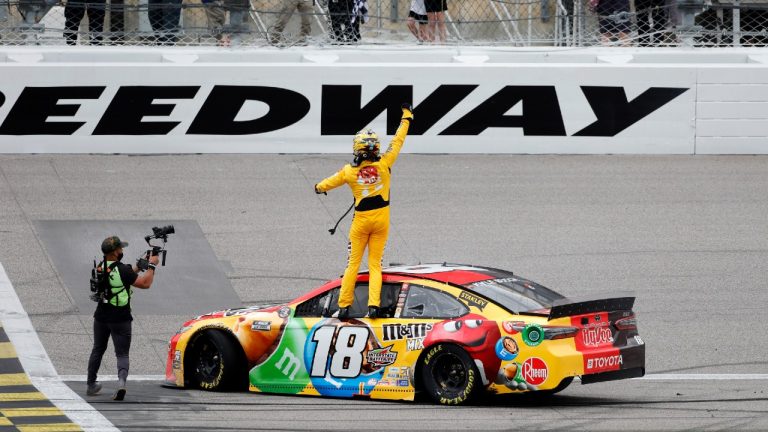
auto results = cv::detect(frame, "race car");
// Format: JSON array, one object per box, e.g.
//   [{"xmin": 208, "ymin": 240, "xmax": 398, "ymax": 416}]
[{"xmin": 164, "ymin": 263, "xmax": 645, "ymax": 405}]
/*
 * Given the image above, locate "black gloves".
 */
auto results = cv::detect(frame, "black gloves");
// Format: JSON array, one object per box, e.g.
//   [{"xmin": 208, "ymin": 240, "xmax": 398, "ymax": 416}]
[
  {"xmin": 136, "ymin": 258, "xmax": 149, "ymax": 271},
  {"xmin": 314, "ymin": 184, "xmax": 326, "ymax": 195}
]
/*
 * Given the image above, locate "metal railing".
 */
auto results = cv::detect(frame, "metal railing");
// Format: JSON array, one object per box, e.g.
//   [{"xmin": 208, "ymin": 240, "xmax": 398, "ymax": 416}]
[{"xmin": 1, "ymin": 0, "xmax": 766, "ymax": 47}]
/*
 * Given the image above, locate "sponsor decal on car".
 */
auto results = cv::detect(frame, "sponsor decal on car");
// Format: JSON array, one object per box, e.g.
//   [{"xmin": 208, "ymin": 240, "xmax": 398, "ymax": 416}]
[
  {"xmin": 251, "ymin": 320, "xmax": 272, "ymax": 331},
  {"xmin": 521, "ymin": 357, "xmax": 548, "ymax": 386},
  {"xmin": 277, "ymin": 306, "xmax": 291, "ymax": 318},
  {"xmin": 584, "ymin": 353, "xmax": 624, "ymax": 373},
  {"xmin": 495, "ymin": 336, "xmax": 519, "ymax": 361},
  {"xmin": 172, "ymin": 350, "xmax": 182, "ymax": 370},
  {"xmin": 459, "ymin": 291, "xmax": 488, "ymax": 311},
  {"xmin": 382, "ymin": 323, "xmax": 432, "ymax": 351},
  {"xmin": 367, "ymin": 345, "xmax": 398, "ymax": 368},
  {"xmin": 381, "ymin": 323, "xmax": 432, "ymax": 341},
  {"xmin": 522, "ymin": 324, "xmax": 544, "ymax": 347},
  {"xmin": 582, "ymin": 322, "xmax": 613, "ymax": 347},
  {"xmin": 386, "ymin": 366, "xmax": 410, "ymax": 380}
]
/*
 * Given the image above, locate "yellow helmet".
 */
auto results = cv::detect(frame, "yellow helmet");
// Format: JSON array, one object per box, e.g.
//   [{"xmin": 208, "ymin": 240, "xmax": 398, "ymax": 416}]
[{"xmin": 352, "ymin": 129, "xmax": 380, "ymax": 158}]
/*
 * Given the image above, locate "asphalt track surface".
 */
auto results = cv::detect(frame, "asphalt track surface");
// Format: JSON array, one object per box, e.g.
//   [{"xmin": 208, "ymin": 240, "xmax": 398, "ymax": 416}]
[{"xmin": 1, "ymin": 154, "xmax": 768, "ymax": 431}]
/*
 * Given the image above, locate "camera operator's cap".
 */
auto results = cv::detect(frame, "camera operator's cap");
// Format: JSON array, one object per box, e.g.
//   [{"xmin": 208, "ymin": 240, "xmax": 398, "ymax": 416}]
[{"xmin": 101, "ymin": 236, "xmax": 129, "ymax": 254}]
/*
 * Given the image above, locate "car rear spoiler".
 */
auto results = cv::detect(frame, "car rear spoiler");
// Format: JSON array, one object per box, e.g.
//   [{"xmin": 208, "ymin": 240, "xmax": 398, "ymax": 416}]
[{"xmin": 548, "ymin": 295, "xmax": 635, "ymax": 320}]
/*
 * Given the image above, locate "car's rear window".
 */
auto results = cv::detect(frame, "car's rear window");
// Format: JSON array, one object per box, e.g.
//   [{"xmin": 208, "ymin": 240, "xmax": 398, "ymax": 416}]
[{"xmin": 465, "ymin": 277, "xmax": 565, "ymax": 313}]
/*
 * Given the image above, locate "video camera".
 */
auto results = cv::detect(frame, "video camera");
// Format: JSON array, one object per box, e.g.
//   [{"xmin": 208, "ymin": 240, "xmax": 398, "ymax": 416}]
[{"xmin": 136, "ymin": 225, "xmax": 175, "ymax": 270}]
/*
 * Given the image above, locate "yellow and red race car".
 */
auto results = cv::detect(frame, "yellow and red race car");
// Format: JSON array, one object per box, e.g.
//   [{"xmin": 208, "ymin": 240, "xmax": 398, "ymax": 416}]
[{"xmin": 164, "ymin": 263, "xmax": 645, "ymax": 405}]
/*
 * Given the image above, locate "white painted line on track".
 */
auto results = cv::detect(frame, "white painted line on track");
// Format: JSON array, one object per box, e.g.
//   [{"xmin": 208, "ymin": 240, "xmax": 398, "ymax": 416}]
[
  {"xmin": 639, "ymin": 374, "xmax": 768, "ymax": 380},
  {"xmin": 61, "ymin": 375, "xmax": 167, "ymax": 382},
  {"xmin": 59, "ymin": 374, "xmax": 768, "ymax": 383},
  {"xmin": 0, "ymin": 262, "xmax": 119, "ymax": 432}
]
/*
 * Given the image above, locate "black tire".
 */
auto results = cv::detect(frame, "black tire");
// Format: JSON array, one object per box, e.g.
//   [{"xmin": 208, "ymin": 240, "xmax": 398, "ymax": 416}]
[
  {"xmin": 420, "ymin": 344, "xmax": 482, "ymax": 405},
  {"xmin": 187, "ymin": 330, "xmax": 245, "ymax": 391}
]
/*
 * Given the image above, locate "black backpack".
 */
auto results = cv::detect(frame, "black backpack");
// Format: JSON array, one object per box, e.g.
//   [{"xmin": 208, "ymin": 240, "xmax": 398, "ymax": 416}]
[{"xmin": 89, "ymin": 259, "xmax": 120, "ymax": 303}]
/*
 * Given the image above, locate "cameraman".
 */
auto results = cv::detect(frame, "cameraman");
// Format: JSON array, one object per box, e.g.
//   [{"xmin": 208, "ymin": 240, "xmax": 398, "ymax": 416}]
[{"xmin": 86, "ymin": 236, "xmax": 159, "ymax": 401}]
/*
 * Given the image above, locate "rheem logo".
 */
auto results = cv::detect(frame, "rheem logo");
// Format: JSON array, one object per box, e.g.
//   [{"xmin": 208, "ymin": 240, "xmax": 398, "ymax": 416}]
[{"xmin": 522, "ymin": 357, "xmax": 548, "ymax": 386}]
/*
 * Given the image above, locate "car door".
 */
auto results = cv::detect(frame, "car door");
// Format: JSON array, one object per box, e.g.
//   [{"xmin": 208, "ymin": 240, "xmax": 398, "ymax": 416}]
[
  {"xmin": 365, "ymin": 282, "xmax": 471, "ymax": 398},
  {"xmin": 248, "ymin": 283, "xmax": 402, "ymax": 398}
]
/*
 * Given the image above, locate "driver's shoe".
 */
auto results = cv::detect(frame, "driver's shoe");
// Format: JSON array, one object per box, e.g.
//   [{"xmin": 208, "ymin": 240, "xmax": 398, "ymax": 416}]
[
  {"xmin": 367, "ymin": 306, "xmax": 379, "ymax": 318},
  {"xmin": 337, "ymin": 307, "xmax": 350, "ymax": 319}
]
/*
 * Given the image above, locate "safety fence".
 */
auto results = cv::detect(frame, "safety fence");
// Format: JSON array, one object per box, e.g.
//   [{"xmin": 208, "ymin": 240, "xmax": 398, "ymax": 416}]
[{"xmin": 0, "ymin": 0, "xmax": 767, "ymax": 47}]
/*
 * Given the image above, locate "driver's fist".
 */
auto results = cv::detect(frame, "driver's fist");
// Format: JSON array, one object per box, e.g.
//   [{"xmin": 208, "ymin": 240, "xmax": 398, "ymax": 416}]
[{"xmin": 401, "ymin": 103, "xmax": 413, "ymax": 121}]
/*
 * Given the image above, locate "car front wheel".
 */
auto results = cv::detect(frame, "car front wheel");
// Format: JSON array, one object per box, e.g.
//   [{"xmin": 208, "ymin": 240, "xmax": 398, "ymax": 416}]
[
  {"xmin": 420, "ymin": 344, "xmax": 481, "ymax": 405},
  {"xmin": 187, "ymin": 330, "xmax": 245, "ymax": 391}
]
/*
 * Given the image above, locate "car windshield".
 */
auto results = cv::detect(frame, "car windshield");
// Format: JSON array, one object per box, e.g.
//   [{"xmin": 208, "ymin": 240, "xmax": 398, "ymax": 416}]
[{"xmin": 465, "ymin": 277, "xmax": 566, "ymax": 313}]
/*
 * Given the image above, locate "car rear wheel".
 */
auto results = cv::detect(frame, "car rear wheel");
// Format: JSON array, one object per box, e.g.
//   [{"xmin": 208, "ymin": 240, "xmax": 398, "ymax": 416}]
[
  {"xmin": 187, "ymin": 330, "xmax": 245, "ymax": 391},
  {"xmin": 420, "ymin": 344, "xmax": 481, "ymax": 405}
]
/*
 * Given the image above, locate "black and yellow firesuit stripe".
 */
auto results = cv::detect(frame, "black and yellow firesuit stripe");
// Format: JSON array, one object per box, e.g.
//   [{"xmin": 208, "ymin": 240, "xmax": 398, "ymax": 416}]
[{"xmin": 316, "ymin": 108, "xmax": 412, "ymax": 308}]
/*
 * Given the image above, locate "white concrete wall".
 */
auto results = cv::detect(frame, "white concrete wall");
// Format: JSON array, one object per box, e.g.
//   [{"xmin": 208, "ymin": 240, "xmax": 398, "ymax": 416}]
[{"xmin": 0, "ymin": 47, "xmax": 766, "ymax": 154}]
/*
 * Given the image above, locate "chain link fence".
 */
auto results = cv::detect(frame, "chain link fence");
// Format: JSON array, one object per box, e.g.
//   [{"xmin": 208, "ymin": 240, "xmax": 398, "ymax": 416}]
[{"xmin": 0, "ymin": 0, "xmax": 766, "ymax": 47}]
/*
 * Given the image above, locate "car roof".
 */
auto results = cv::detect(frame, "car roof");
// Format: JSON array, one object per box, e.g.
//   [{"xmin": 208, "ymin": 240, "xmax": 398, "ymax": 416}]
[{"xmin": 381, "ymin": 263, "xmax": 511, "ymax": 287}]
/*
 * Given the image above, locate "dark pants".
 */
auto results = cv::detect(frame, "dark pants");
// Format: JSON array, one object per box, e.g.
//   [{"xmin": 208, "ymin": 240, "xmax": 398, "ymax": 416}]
[
  {"xmin": 148, "ymin": 0, "xmax": 182, "ymax": 44},
  {"xmin": 328, "ymin": 0, "xmax": 359, "ymax": 43},
  {"xmin": 87, "ymin": 320, "xmax": 131, "ymax": 385},
  {"xmin": 64, "ymin": 0, "xmax": 106, "ymax": 45},
  {"xmin": 107, "ymin": 0, "xmax": 125, "ymax": 43},
  {"xmin": 634, "ymin": 0, "xmax": 667, "ymax": 46}
]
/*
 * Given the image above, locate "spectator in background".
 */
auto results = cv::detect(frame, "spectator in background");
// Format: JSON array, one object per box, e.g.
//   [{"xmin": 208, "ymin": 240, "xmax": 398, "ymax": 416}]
[
  {"xmin": 202, "ymin": 0, "xmax": 227, "ymax": 45},
  {"xmin": 64, "ymin": 0, "xmax": 106, "ymax": 45},
  {"xmin": 18, "ymin": 0, "xmax": 57, "ymax": 26},
  {"xmin": 269, "ymin": 0, "xmax": 313, "ymax": 46},
  {"xmin": 1, "ymin": 0, "xmax": 10, "ymax": 25},
  {"xmin": 424, "ymin": 0, "xmax": 447, "ymax": 43},
  {"xmin": 407, "ymin": 0, "xmax": 427, "ymax": 42},
  {"xmin": 590, "ymin": 0, "xmax": 630, "ymax": 45},
  {"xmin": 635, "ymin": 0, "xmax": 668, "ymax": 46},
  {"xmin": 148, "ymin": 0, "xmax": 182, "ymax": 44},
  {"xmin": 106, "ymin": 0, "xmax": 125, "ymax": 44},
  {"xmin": 328, "ymin": 0, "xmax": 356, "ymax": 43}
]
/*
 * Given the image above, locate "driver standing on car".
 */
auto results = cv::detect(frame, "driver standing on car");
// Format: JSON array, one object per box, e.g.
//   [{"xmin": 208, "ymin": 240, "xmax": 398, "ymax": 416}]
[
  {"xmin": 86, "ymin": 236, "xmax": 159, "ymax": 401},
  {"xmin": 314, "ymin": 103, "xmax": 413, "ymax": 319}
]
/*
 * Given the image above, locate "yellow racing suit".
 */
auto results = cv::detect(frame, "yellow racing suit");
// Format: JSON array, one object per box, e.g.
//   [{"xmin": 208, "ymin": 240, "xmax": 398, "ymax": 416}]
[{"xmin": 315, "ymin": 111, "xmax": 412, "ymax": 309}]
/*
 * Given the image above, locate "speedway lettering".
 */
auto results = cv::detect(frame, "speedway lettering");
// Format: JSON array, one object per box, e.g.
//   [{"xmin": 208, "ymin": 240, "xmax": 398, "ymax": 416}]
[{"xmin": 0, "ymin": 85, "xmax": 688, "ymax": 137}]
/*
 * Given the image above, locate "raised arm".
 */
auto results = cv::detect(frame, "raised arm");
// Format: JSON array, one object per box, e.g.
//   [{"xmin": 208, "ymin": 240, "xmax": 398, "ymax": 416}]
[
  {"xmin": 380, "ymin": 103, "xmax": 414, "ymax": 168},
  {"xmin": 315, "ymin": 167, "xmax": 348, "ymax": 194}
]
